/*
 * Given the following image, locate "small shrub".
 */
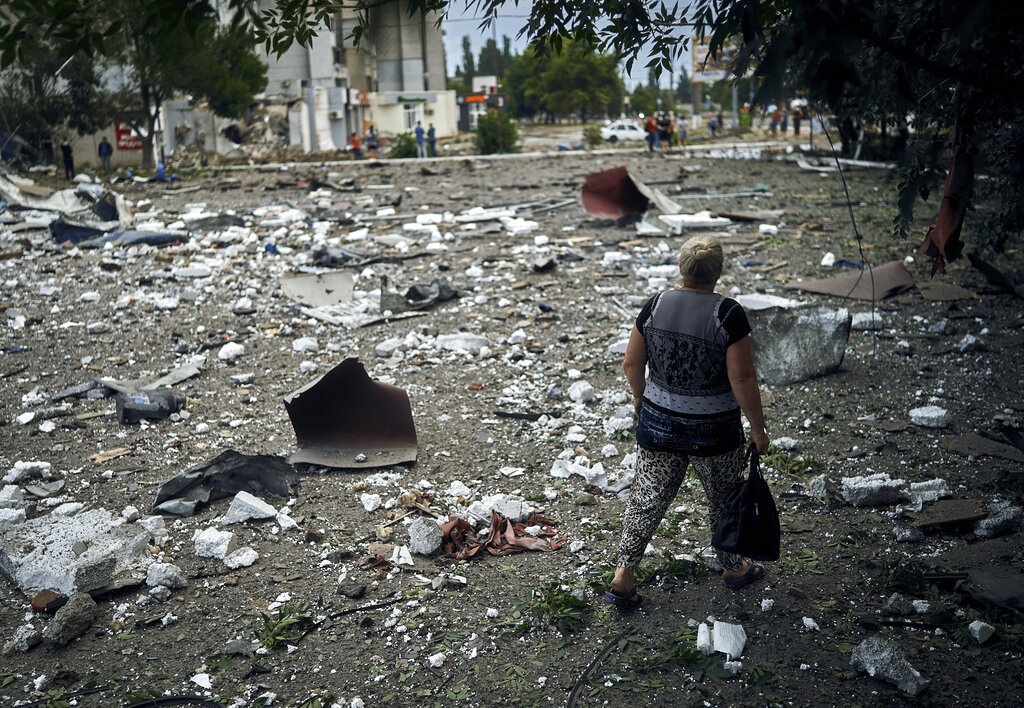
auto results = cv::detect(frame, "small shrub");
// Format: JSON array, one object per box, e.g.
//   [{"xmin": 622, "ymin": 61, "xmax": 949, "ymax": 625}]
[
  {"xmin": 475, "ymin": 111, "xmax": 518, "ymax": 154},
  {"xmin": 387, "ymin": 132, "xmax": 418, "ymax": 159},
  {"xmin": 583, "ymin": 123, "xmax": 603, "ymax": 148}
]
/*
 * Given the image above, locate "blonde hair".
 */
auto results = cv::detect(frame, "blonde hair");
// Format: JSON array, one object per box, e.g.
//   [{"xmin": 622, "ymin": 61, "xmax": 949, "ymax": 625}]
[{"xmin": 677, "ymin": 235, "xmax": 724, "ymax": 286}]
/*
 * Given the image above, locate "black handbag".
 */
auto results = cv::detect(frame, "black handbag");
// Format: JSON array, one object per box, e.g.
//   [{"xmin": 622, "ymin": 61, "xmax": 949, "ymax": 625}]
[{"xmin": 711, "ymin": 444, "xmax": 780, "ymax": 561}]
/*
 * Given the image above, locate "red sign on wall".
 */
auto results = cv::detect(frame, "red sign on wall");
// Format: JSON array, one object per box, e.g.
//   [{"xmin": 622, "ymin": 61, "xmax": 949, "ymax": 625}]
[{"xmin": 116, "ymin": 122, "xmax": 142, "ymax": 150}]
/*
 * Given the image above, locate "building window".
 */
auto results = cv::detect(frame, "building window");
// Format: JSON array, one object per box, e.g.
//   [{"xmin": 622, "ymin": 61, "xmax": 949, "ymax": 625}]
[{"xmin": 403, "ymin": 104, "xmax": 423, "ymax": 131}]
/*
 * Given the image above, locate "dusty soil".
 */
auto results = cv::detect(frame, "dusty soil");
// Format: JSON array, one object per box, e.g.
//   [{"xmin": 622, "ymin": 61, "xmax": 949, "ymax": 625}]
[{"xmin": 1, "ymin": 137, "xmax": 1023, "ymax": 708}]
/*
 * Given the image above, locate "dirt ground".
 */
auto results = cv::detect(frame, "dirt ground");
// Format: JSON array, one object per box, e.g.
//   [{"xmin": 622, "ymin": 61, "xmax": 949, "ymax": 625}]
[{"xmin": 1, "ymin": 135, "xmax": 1022, "ymax": 707}]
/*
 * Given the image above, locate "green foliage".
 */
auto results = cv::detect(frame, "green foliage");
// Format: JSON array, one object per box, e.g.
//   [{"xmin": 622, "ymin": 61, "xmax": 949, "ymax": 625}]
[
  {"xmin": 762, "ymin": 447, "xmax": 812, "ymax": 476},
  {"xmin": 583, "ymin": 123, "xmax": 603, "ymax": 148},
  {"xmin": 504, "ymin": 39, "xmax": 624, "ymax": 120},
  {"xmin": 255, "ymin": 600, "xmax": 317, "ymax": 649},
  {"xmin": 504, "ymin": 582, "xmax": 589, "ymax": 636},
  {"xmin": 387, "ymin": 132, "xmax": 418, "ymax": 159},
  {"xmin": 474, "ymin": 111, "xmax": 518, "ymax": 154}
]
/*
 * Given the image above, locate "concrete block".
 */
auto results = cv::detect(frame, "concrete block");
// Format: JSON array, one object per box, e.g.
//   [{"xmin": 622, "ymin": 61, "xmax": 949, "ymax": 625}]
[
  {"xmin": 435, "ymin": 333, "xmax": 490, "ymax": 355},
  {"xmin": 222, "ymin": 490, "xmax": 277, "ymax": 524},
  {"xmin": 466, "ymin": 494, "xmax": 536, "ymax": 525},
  {"xmin": 193, "ymin": 528, "xmax": 237, "ymax": 559},
  {"xmin": 696, "ymin": 622, "xmax": 713, "ymax": 655},
  {"xmin": 568, "ymin": 380, "xmax": 595, "ymax": 403},
  {"xmin": 840, "ymin": 473, "xmax": 906, "ymax": 507},
  {"xmin": 742, "ymin": 304, "xmax": 851, "ymax": 386},
  {"xmin": 0, "ymin": 508, "xmax": 150, "ymax": 595},
  {"xmin": 0, "ymin": 508, "xmax": 27, "ymax": 525},
  {"xmin": 408, "ymin": 516, "xmax": 443, "ymax": 556},
  {"xmin": 850, "ymin": 636, "xmax": 928, "ymax": 695},
  {"xmin": 12, "ymin": 624, "xmax": 42, "ymax": 653}
]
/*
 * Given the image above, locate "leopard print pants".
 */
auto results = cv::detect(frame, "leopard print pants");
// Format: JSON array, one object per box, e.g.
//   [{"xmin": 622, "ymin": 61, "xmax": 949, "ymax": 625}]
[{"xmin": 616, "ymin": 444, "xmax": 747, "ymax": 572}]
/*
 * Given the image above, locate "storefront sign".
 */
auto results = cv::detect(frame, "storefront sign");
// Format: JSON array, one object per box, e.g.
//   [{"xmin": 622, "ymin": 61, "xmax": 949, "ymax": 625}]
[
  {"xmin": 116, "ymin": 122, "xmax": 142, "ymax": 150},
  {"xmin": 382, "ymin": 92, "xmax": 436, "ymax": 105}
]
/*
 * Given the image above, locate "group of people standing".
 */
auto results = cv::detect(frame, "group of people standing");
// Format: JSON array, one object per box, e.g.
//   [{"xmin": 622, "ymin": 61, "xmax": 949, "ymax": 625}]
[
  {"xmin": 643, "ymin": 112, "xmax": 688, "ymax": 152},
  {"xmin": 349, "ymin": 122, "xmax": 437, "ymax": 161},
  {"xmin": 58, "ymin": 136, "xmax": 114, "ymax": 180},
  {"xmin": 769, "ymin": 104, "xmax": 807, "ymax": 137}
]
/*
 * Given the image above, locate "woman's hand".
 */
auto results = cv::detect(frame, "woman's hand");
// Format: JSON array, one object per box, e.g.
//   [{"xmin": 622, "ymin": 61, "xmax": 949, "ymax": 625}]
[
  {"xmin": 751, "ymin": 428, "xmax": 770, "ymax": 454},
  {"xmin": 633, "ymin": 396, "xmax": 642, "ymax": 418}
]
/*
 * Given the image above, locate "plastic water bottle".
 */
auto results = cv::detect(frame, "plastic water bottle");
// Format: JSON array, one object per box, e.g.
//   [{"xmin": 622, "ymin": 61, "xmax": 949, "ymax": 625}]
[{"xmin": 116, "ymin": 387, "xmax": 187, "ymax": 424}]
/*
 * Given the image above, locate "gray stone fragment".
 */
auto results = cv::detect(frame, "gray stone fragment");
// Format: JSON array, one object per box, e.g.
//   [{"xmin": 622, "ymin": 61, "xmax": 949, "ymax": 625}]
[
  {"xmin": 223, "ymin": 547, "xmax": 259, "ymax": 569},
  {"xmin": 885, "ymin": 593, "xmax": 915, "ymax": 616},
  {"xmin": 224, "ymin": 638, "xmax": 255, "ymax": 656},
  {"xmin": 43, "ymin": 592, "xmax": 97, "ymax": 646},
  {"xmin": 841, "ymin": 473, "xmax": 906, "ymax": 507},
  {"xmin": 222, "ymin": 491, "xmax": 276, "ymax": 524},
  {"xmin": 435, "ymin": 333, "xmax": 489, "ymax": 355},
  {"xmin": 545, "ymin": 384, "xmax": 563, "ymax": 401},
  {"xmin": 193, "ymin": 528, "xmax": 237, "ymax": 559},
  {"xmin": 12, "ymin": 624, "xmax": 42, "ymax": 653},
  {"xmin": 968, "ymin": 620, "xmax": 995, "ymax": 644},
  {"xmin": 851, "ymin": 312, "xmax": 883, "ymax": 331},
  {"xmin": 808, "ymin": 474, "xmax": 828, "ymax": 498},
  {"xmin": 740, "ymin": 303, "xmax": 851, "ymax": 386},
  {"xmin": 568, "ymin": 380, "xmax": 595, "ymax": 403},
  {"xmin": 850, "ymin": 636, "xmax": 929, "ymax": 695},
  {"xmin": 155, "ymin": 498, "xmax": 198, "ymax": 516},
  {"xmin": 909, "ymin": 405, "xmax": 950, "ymax": 428},
  {"xmin": 894, "ymin": 526, "xmax": 925, "ymax": 543},
  {"xmin": 0, "ymin": 508, "xmax": 26, "ymax": 525},
  {"xmin": 574, "ymin": 492, "xmax": 598, "ymax": 506},
  {"xmin": 408, "ymin": 516, "xmax": 443, "ymax": 556},
  {"xmin": 337, "ymin": 580, "xmax": 367, "ymax": 599},
  {"xmin": 149, "ymin": 585, "xmax": 171, "ymax": 602},
  {"xmin": 974, "ymin": 502, "xmax": 1023, "ymax": 538},
  {"xmin": 146, "ymin": 562, "xmax": 186, "ymax": 589}
]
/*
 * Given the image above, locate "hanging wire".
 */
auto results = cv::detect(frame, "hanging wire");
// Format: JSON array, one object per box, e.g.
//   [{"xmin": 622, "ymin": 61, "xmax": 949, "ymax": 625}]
[{"xmin": 817, "ymin": 107, "xmax": 879, "ymax": 352}]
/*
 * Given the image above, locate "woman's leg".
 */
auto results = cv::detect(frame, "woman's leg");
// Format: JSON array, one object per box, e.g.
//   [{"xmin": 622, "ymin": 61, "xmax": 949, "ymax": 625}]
[
  {"xmin": 691, "ymin": 444, "xmax": 748, "ymax": 574},
  {"xmin": 611, "ymin": 447, "xmax": 689, "ymax": 593}
]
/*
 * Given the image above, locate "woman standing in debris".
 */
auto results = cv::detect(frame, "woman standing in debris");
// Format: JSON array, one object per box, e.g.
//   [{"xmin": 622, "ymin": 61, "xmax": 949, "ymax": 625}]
[{"xmin": 605, "ymin": 235, "xmax": 771, "ymax": 610}]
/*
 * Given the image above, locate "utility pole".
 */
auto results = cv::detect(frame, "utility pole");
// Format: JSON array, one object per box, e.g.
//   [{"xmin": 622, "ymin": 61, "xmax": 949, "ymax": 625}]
[{"xmin": 492, "ymin": 24, "xmax": 502, "ymax": 153}]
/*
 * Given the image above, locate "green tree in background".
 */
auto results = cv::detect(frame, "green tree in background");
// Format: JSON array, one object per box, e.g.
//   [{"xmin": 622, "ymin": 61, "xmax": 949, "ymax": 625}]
[
  {"xmin": 460, "ymin": 35, "xmax": 475, "ymax": 86},
  {"xmin": 474, "ymin": 110, "xmax": 517, "ymax": 153},
  {"xmin": 503, "ymin": 39, "xmax": 623, "ymax": 121},
  {"xmin": 675, "ymin": 64, "xmax": 692, "ymax": 104}
]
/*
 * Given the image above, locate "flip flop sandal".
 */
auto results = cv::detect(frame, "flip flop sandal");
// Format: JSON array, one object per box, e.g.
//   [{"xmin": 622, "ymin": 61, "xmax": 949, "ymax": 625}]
[
  {"xmin": 603, "ymin": 588, "xmax": 643, "ymax": 611},
  {"xmin": 724, "ymin": 562, "xmax": 766, "ymax": 590}
]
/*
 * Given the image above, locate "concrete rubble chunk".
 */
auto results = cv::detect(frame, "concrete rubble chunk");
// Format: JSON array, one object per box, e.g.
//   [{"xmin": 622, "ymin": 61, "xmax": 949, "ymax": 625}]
[
  {"xmin": 0, "ymin": 508, "xmax": 149, "ymax": 595},
  {"xmin": 0, "ymin": 508, "xmax": 27, "ymax": 525},
  {"xmin": 42, "ymin": 592, "xmax": 97, "ymax": 646},
  {"xmin": 193, "ymin": 528, "xmax": 238, "ymax": 559},
  {"xmin": 218, "ymin": 341, "xmax": 245, "ymax": 361},
  {"xmin": 974, "ymin": 502, "xmax": 1023, "ymax": 538},
  {"xmin": 466, "ymin": 493, "xmax": 535, "ymax": 525},
  {"xmin": 156, "ymin": 498, "xmax": 198, "ymax": 517},
  {"xmin": 222, "ymin": 490, "xmax": 277, "ymax": 524},
  {"xmin": 696, "ymin": 622, "xmax": 713, "ymax": 655},
  {"xmin": 907, "ymin": 479, "xmax": 949, "ymax": 507},
  {"xmin": 711, "ymin": 621, "xmax": 747, "ymax": 660},
  {"xmin": 435, "ymin": 333, "xmax": 490, "ymax": 355},
  {"xmin": 408, "ymin": 516, "xmax": 443, "ymax": 556},
  {"xmin": 4, "ymin": 461, "xmax": 52, "ymax": 484},
  {"xmin": 851, "ymin": 312, "xmax": 884, "ymax": 331},
  {"xmin": 224, "ymin": 547, "xmax": 259, "ymax": 569},
  {"xmin": 146, "ymin": 562, "xmax": 186, "ymax": 589},
  {"xmin": 12, "ymin": 624, "xmax": 42, "ymax": 653},
  {"xmin": 909, "ymin": 406, "xmax": 950, "ymax": 428},
  {"xmin": 850, "ymin": 636, "xmax": 929, "ymax": 695},
  {"xmin": 885, "ymin": 593, "xmax": 915, "ymax": 616},
  {"xmin": 567, "ymin": 380, "xmax": 595, "ymax": 403},
  {"xmin": 841, "ymin": 473, "xmax": 906, "ymax": 507},
  {"xmin": 738, "ymin": 301, "xmax": 851, "ymax": 385},
  {"xmin": 968, "ymin": 620, "xmax": 995, "ymax": 644},
  {"xmin": 140, "ymin": 516, "xmax": 168, "ymax": 545}
]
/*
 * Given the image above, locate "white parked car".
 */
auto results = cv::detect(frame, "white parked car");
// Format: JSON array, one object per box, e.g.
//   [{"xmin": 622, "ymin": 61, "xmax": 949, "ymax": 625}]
[{"xmin": 600, "ymin": 119, "xmax": 647, "ymax": 143}]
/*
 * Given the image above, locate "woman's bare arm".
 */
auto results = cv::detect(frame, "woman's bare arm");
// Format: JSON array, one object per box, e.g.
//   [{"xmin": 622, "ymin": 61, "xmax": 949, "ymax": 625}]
[
  {"xmin": 726, "ymin": 335, "xmax": 770, "ymax": 453},
  {"xmin": 622, "ymin": 325, "xmax": 647, "ymax": 417}
]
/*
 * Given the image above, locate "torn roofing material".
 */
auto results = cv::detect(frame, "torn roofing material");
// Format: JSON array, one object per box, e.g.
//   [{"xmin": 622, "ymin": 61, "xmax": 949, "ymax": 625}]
[
  {"xmin": 152, "ymin": 449, "xmax": 298, "ymax": 509},
  {"xmin": 580, "ymin": 166, "xmax": 681, "ymax": 221},
  {"xmin": 784, "ymin": 260, "xmax": 915, "ymax": 300},
  {"xmin": 284, "ymin": 358, "xmax": 417, "ymax": 468},
  {"xmin": 280, "ymin": 271, "xmax": 354, "ymax": 308}
]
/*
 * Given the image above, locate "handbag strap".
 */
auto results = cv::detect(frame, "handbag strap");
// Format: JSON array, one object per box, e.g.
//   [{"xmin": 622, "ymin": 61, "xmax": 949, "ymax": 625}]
[{"xmin": 743, "ymin": 443, "xmax": 761, "ymax": 481}]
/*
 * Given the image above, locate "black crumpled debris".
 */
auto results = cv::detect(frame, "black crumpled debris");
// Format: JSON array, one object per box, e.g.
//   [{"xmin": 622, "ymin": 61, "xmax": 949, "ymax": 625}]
[{"xmin": 152, "ymin": 449, "xmax": 298, "ymax": 509}]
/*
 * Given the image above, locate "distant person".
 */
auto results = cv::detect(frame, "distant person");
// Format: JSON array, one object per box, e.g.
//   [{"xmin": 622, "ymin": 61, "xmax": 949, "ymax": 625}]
[
  {"xmin": 707, "ymin": 114, "xmax": 716, "ymax": 138},
  {"xmin": 365, "ymin": 125, "xmax": 379, "ymax": 160},
  {"xmin": 667, "ymin": 113, "xmax": 676, "ymax": 148},
  {"xmin": 894, "ymin": 120, "xmax": 910, "ymax": 158},
  {"xmin": 427, "ymin": 123, "xmax": 437, "ymax": 157},
  {"xmin": 645, "ymin": 115, "xmax": 657, "ymax": 152},
  {"xmin": 679, "ymin": 117, "xmax": 689, "ymax": 147},
  {"xmin": 770, "ymin": 107, "xmax": 782, "ymax": 137},
  {"xmin": 98, "ymin": 136, "xmax": 113, "ymax": 171},
  {"xmin": 350, "ymin": 132, "xmax": 362, "ymax": 160},
  {"xmin": 716, "ymin": 110, "xmax": 725, "ymax": 135},
  {"xmin": 656, "ymin": 112, "xmax": 669, "ymax": 152},
  {"xmin": 414, "ymin": 120, "xmax": 426, "ymax": 158},
  {"xmin": 780, "ymin": 109, "xmax": 789, "ymax": 135},
  {"xmin": 792, "ymin": 107, "xmax": 802, "ymax": 136},
  {"xmin": 60, "ymin": 138, "xmax": 74, "ymax": 180}
]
